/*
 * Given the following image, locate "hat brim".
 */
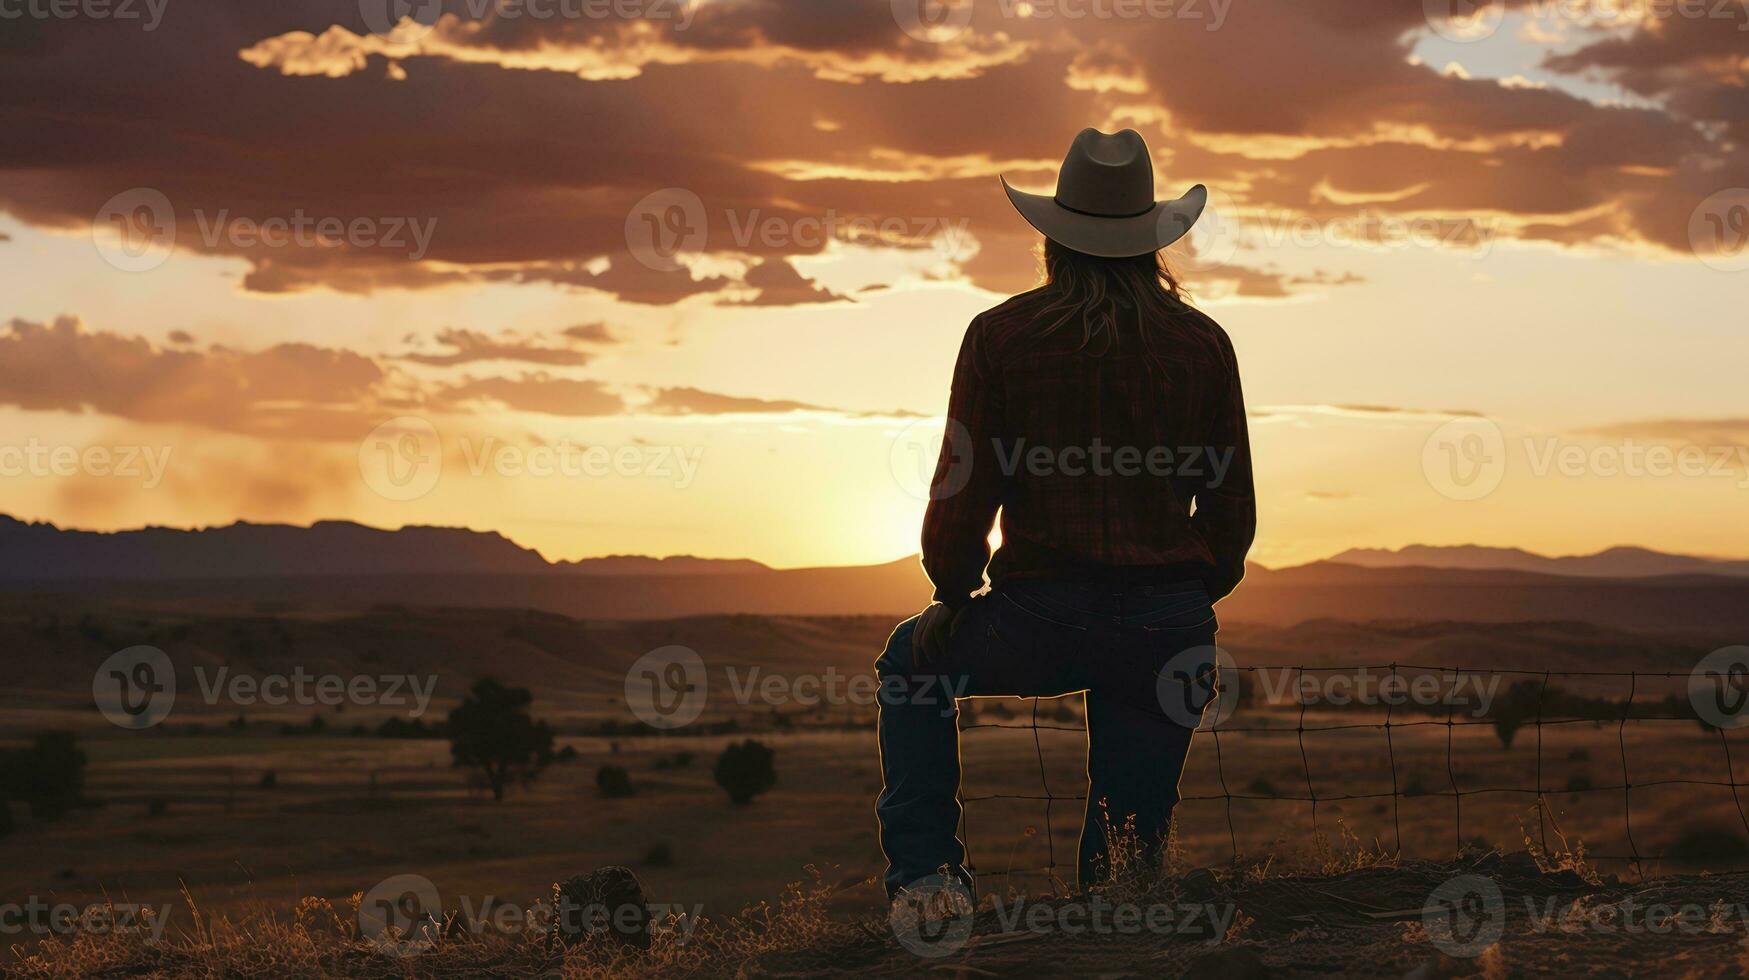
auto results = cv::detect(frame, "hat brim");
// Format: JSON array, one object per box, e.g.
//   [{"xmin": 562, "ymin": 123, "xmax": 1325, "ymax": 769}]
[{"xmin": 1000, "ymin": 177, "xmax": 1207, "ymax": 258}]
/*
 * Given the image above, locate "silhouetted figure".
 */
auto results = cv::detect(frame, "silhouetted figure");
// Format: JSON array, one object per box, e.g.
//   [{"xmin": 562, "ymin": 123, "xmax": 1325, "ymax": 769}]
[{"xmin": 876, "ymin": 128, "xmax": 1256, "ymax": 897}]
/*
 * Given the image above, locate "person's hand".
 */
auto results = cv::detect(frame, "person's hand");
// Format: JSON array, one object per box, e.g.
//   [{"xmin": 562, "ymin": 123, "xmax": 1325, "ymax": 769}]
[{"xmin": 911, "ymin": 601, "xmax": 962, "ymax": 671}]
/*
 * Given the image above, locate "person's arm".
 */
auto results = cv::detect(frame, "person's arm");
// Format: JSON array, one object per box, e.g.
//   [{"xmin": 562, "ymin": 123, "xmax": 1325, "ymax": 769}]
[
  {"xmin": 920, "ymin": 317, "xmax": 1005, "ymax": 610},
  {"xmin": 1191, "ymin": 328, "xmax": 1256, "ymax": 601}
]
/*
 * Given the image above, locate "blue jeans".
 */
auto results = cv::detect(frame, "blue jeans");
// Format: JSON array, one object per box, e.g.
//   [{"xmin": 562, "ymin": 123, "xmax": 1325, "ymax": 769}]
[{"xmin": 875, "ymin": 580, "xmax": 1217, "ymax": 896}]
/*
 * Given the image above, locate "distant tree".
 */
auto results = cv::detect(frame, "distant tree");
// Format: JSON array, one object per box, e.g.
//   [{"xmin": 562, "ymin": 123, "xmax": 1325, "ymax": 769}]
[
  {"xmin": 713, "ymin": 739, "xmax": 776, "ymax": 805},
  {"xmin": 596, "ymin": 765, "xmax": 634, "ymax": 798},
  {"xmin": 447, "ymin": 678, "xmax": 554, "ymax": 802},
  {"xmin": 0, "ymin": 732, "xmax": 87, "ymax": 820}
]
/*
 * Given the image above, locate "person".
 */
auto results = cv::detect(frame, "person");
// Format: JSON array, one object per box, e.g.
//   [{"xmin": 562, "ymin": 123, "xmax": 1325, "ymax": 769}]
[{"xmin": 874, "ymin": 128, "xmax": 1256, "ymax": 899}]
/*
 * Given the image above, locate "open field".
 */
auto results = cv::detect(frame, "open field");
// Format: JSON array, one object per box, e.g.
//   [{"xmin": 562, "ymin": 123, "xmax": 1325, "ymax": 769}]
[{"xmin": 4, "ymin": 595, "xmax": 1748, "ymax": 972}]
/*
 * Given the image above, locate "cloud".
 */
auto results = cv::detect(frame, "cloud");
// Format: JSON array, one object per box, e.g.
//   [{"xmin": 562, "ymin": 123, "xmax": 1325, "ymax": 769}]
[
  {"xmin": 0, "ymin": 316, "xmax": 386, "ymax": 441},
  {"xmin": 0, "ymin": 317, "xmax": 914, "ymax": 433},
  {"xmin": 561, "ymin": 322, "xmax": 618, "ymax": 344},
  {"xmin": 641, "ymin": 386, "xmax": 832, "ymax": 415},
  {"xmin": 0, "ymin": 0, "xmax": 1741, "ymax": 307},
  {"xmin": 436, "ymin": 374, "xmax": 626, "ymax": 416},
  {"xmin": 403, "ymin": 327, "xmax": 597, "ymax": 367},
  {"xmin": 728, "ymin": 258, "xmax": 852, "ymax": 306},
  {"xmin": 1583, "ymin": 418, "xmax": 1749, "ymax": 448}
]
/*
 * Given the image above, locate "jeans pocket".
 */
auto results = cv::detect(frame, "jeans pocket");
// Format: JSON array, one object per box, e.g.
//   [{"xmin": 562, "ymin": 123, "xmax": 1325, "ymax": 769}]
[
  {"xmin": 1138, "ymin": 605, "xmax": 1217, "ymax": 633},
  {"xmin": 998, "ymin": 589, "xmax": 1090, "ymax": 631}
]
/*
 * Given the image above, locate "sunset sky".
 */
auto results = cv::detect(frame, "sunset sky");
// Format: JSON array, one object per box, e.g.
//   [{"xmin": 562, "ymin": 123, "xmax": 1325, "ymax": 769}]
[{"xmin": 2, "ymin": 0, "xmax": 1746, "ymax": 570}]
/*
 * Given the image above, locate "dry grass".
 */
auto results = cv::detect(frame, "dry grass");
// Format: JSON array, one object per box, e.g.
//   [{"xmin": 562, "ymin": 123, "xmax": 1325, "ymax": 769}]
[{"xmin": 4, "ymin": 871, "xmax": 870, "ymax": 980}]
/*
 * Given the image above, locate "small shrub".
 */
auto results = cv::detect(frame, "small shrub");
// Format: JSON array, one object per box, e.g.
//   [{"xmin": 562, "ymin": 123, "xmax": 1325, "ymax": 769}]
[
  {"xmin": 596, "ymin": 765, "xmax": 635, "ymax": 799},
  {"xmin": 1667, "ymin": 827, "xmax": 1749, "ymax": 863},
  {"xmin": 259, "ymin": 770, "xmax": 278, "ymax": 790},
  {"xmin": 714, "ymin": 740, "xmax": 776, "ymax": 805}
]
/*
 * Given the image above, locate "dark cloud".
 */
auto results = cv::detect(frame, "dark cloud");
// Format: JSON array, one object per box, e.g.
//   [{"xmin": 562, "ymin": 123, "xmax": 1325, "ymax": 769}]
[
  {"xmin": 643, "ymin": 386, "xmax": 831, "ymax": 415},
  {"xmin": 0, "ymin": 0, "xmax": 1741, "ymax": 306},
  {"xmin": 561, "ymin": 322, "xmax": 617, "ymax": 344},
  {"xmin": 728, "ymin": 258, "xmax": 852, "ymax": 306},
  {"xmin": 403, "ymin": 328, "xmax": 596, "ymax": 367}
]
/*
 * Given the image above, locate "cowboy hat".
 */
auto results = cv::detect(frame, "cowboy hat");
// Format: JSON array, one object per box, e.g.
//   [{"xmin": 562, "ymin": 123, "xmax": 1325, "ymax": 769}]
[{"xmin": 1001, "ymin": 128, "xmax": 1207, "ymax": 258}]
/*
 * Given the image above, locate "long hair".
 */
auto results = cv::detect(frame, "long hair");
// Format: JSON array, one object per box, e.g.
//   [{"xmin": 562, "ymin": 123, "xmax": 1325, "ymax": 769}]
[{"xmin": 1035, "ymin": 238, "xmax": 1189, "ymax": 351}]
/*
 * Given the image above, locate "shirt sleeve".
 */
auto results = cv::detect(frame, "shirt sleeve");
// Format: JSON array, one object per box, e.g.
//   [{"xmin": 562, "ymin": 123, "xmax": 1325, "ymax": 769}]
[
  {"xmin": 1190, "ymin": 327, "xmax": 1257, "ymax": 601},
  {"xmin": 920, "ymin": 317, "xmax": 1006, "ymax": 609}
]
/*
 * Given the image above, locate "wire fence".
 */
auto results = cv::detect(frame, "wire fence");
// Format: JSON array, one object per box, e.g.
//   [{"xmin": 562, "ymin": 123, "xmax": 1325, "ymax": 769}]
[{"xmin": 956, "ymin": 664, "xmax": 1749, "ymax": 885}]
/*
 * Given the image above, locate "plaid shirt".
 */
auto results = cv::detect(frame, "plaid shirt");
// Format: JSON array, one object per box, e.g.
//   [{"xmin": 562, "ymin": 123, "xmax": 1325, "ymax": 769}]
[{"xmin": 921, "ymin": 287, "xmax": 1255, "ymax": 608}]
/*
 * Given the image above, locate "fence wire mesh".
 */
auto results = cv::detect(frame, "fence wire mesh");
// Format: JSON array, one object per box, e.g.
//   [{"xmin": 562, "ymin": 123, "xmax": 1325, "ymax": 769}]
[{"xmin": 956, "ymin": 664, "xmax": 1749, "ymax": 885}]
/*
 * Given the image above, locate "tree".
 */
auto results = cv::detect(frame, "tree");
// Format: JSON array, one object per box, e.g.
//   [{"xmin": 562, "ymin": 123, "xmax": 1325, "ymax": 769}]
[
  {"xmin": 447, "ymin": 679, "xmax": 554, "ymax": 802},
  {"xmin": 596, "ymin": 764, "xmax": 634, "ymax": 798},
  {"xmin": 713, "ymin": 739, "xmax": 776, "ymax": 805},
  {"xmin": 0, "ymin": 732, "xmax": 87, "ymax": 821}
]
